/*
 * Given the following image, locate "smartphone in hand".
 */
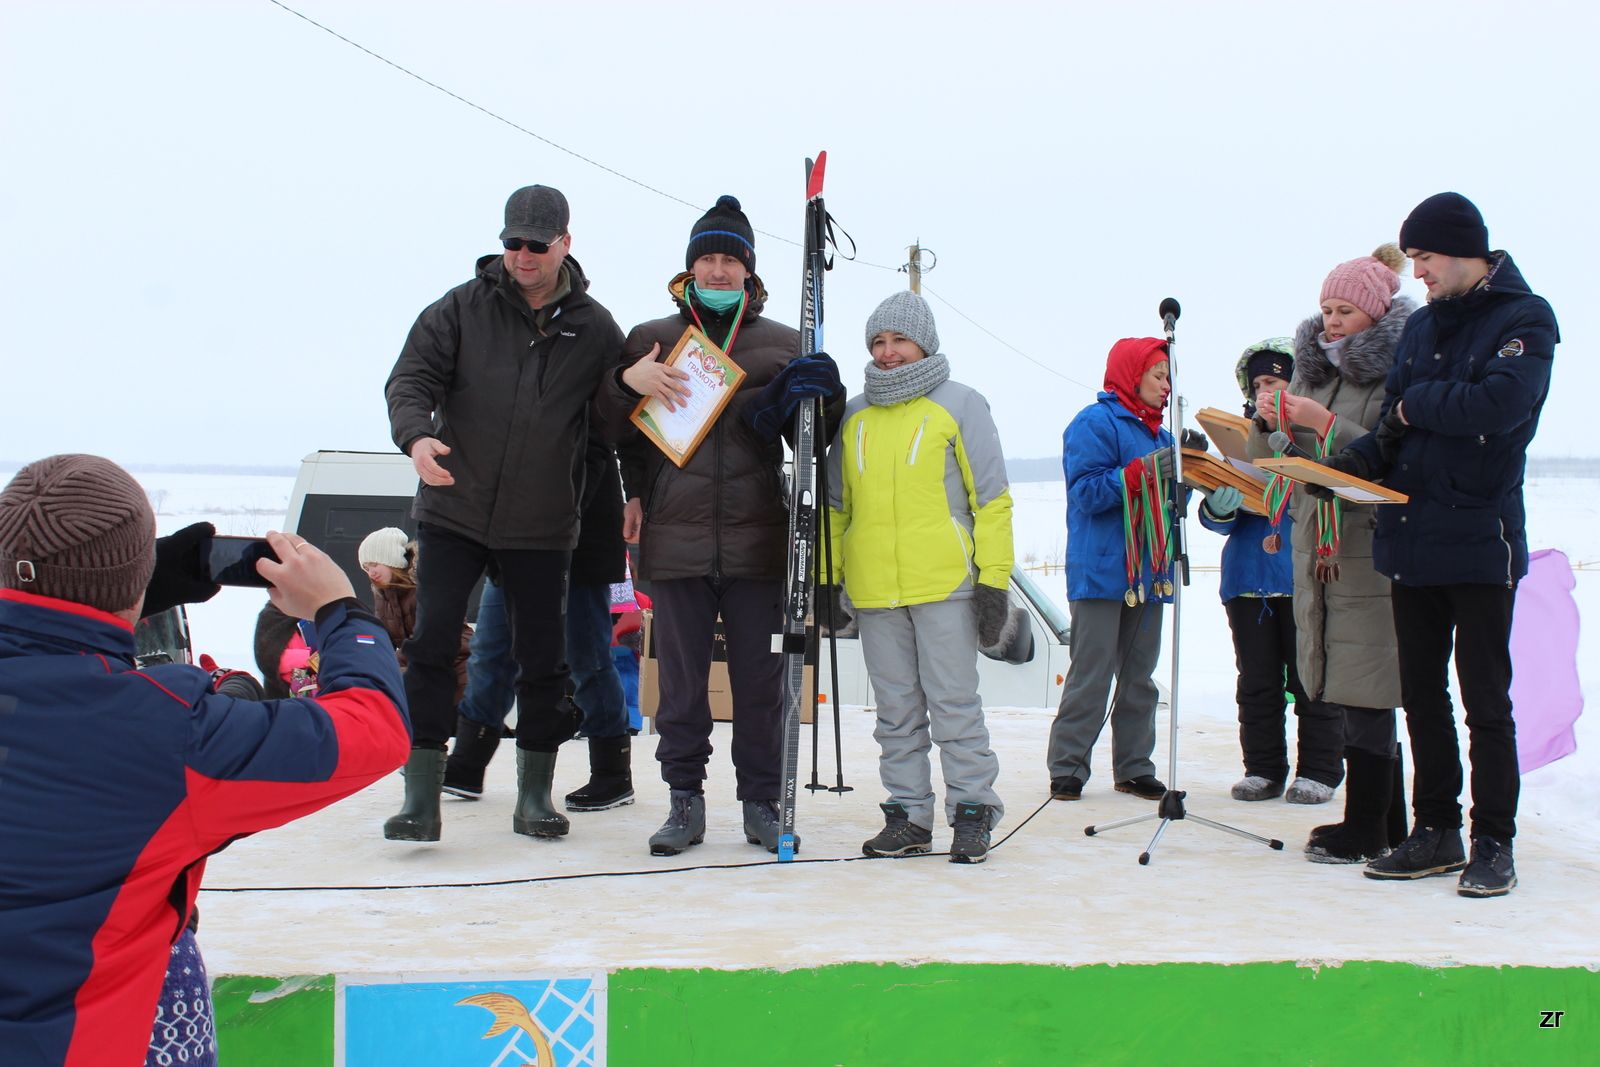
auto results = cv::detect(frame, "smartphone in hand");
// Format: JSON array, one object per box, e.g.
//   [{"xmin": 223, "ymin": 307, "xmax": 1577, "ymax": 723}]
[{"xmin": 207, "ymin": 536, "xmax": 279, "ymax": 587}]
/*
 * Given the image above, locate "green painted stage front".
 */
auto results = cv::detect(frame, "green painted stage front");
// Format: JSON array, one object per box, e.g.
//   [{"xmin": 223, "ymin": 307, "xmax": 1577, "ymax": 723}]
[
  {"xmin": 212, "ymin": 961, "xmax": 1596, "ymax": 1065},
  {"xmin": 605, "ymin": 963, "xmax": 1597, "ymax": 1066}
]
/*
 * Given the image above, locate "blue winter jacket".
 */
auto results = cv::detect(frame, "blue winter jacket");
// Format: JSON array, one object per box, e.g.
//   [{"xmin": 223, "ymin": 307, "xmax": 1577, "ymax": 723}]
[
  {"xmin": 1197, "ymin": 506, "xmax": 1295, "ymax": 601},
  {"xmin": 1063, "ymin": 392, "xmax": 1176, "ymax": 602},
  {"xmin": 1348, "ymin": 253, "xmax": 1557, "ymax": 587}
]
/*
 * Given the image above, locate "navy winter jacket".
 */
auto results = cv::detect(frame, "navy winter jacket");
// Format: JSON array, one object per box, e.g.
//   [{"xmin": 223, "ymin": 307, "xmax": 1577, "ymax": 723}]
[
  {"xmin": 1197, "ymin": 506, "xmax": 1295, "ymax": 601},
  {"xmin": 1063, "ymin": 393, "xmax": 1175, "ymax": 602},
  {"xmin": 1348, "ymin": 253, "xmax": 1557, "ymax": 587},
  {"xmin": 0, "ymin": 591, "xmax": 410, "ymax": 1066}
]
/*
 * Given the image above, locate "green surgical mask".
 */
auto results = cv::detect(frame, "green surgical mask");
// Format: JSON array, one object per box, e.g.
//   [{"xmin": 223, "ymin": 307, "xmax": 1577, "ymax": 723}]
[{"xmin": 693, "ymin": 284, "xmax": 744, "ymax": 313}]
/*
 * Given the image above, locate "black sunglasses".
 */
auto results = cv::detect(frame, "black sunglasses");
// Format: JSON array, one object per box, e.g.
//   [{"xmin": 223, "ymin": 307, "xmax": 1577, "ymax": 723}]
[{"xmin": 502, "ymin": 236, "xmax": 561, "ymax": 254}]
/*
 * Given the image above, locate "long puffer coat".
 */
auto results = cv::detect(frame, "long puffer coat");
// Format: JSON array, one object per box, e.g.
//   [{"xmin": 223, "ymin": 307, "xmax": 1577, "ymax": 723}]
[{"xmin": 1248, "ymin": 297, "xmax": 1414, "ymax": 707}]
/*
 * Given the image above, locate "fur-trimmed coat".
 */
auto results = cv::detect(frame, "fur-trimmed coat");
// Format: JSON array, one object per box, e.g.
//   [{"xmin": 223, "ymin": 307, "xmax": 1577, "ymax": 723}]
[{"xmin": 1248, "ymin": 297, "xmax": 1414, "ymax": 709}]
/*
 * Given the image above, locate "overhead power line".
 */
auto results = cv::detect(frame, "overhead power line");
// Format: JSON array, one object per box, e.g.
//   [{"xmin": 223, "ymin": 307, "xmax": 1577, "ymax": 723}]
[{"xmin": 266, "ymin": 0, "xmax": 1076, "ymax": 384}]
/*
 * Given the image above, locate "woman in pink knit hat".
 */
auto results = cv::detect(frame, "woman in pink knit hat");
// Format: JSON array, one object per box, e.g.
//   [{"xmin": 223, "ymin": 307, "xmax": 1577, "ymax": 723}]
[{"xmin": 1248, "ymin": 244, "xmax": 1416, "ymax": 864}]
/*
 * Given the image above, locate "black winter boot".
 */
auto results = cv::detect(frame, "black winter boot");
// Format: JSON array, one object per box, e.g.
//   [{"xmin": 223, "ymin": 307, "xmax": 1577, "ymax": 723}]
[
  {"xmin": 443, "ymin": 715, "xmax": 504, "ymax": 800},
  {"xmin": 1310, "ymin": 745, "xmax": 1408, "ymax": 847},
  {"xmin": 564, "ymin": 735, "xmax": 635, "ymax": 812},
  {"xmin": 1386, "ymin": 743, "xmax": 1409, "ymax": 848},
  {"xmin": 1303, "ymin": 747, "xmax": 1393, "ymax": 864},
  {"xmin": 383, "ymin": 748, "xmax": 445, "ymax": 842},
  {"xmin": 512, "ymin": 748, "xmax": 570, "ymax": 838},
  {"xmin": 1364, "ymin": 823, "xmax": 1467, "ymax": 880}
]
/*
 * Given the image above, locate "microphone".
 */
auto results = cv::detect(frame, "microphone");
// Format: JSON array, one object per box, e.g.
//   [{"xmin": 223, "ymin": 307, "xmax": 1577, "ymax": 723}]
[
  {"xmin": 1158, "ymin": 298, "xmax": 1181, "ymax": 331},
  {"xmin": 1267, "ymin": 430, "xmax": 1322, "ymax": 463}
]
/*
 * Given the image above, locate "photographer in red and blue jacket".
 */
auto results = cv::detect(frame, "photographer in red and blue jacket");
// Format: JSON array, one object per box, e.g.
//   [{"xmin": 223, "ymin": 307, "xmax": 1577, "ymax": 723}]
[
  {"xmin": 0, "ymin": 454, "xmax": 410, "ymax": 1065},
  {"xmin": 1322, "ymin": 193, "xmax": 1558, "ymax": 897}
]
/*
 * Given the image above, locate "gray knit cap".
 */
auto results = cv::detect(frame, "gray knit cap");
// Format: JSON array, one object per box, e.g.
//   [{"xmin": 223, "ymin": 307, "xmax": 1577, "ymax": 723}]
[
  {"xmin": 864, "ymin": 291, "xmax": 940, "ymax": 359},
  {"xmin": 0, "ymin": 454, "xmax": 156, "ymax": 613}
]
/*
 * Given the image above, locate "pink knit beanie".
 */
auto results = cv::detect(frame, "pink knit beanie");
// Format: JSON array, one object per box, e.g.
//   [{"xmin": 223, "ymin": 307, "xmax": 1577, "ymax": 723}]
[{"xmin": 1320, "ymin": 243, "xmax": 1405, "ymax": 321}]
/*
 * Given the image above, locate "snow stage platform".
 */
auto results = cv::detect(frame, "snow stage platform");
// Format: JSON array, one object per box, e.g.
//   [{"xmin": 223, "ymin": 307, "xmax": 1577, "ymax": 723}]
[{"xmin": 199, "ymin": 702, "xmax": 1597, "ymax": 1066}]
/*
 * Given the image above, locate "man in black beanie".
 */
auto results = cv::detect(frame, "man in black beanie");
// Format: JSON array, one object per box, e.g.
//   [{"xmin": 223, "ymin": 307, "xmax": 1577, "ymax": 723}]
[
  {"xmin": 599, "ymin": 194, "xmax": 843, "ymax": 856},
  {"xmin": 1320, "ymin": 191, "xmax": 1559, "ymax": 897}
]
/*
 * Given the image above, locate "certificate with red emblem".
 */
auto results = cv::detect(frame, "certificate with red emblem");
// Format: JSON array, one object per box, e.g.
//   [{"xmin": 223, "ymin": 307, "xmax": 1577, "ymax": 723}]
[{"xmin": 629, "ymin": 326, "xmax": 746, "ymax": 468}]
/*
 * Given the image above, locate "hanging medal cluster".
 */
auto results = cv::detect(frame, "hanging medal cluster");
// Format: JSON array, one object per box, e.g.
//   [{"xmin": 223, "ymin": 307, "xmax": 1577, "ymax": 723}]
[
  {"xmin": 1261, "ymin": 390, "xmax": 1290, "ymax": 554},
  {"xmin": 1118, "ymin": 452, "xmax": 1175, "ymax": 607},
  {"xmin": 1312, "ymin": 415, "xmax": 1343, "ymax": 583}
]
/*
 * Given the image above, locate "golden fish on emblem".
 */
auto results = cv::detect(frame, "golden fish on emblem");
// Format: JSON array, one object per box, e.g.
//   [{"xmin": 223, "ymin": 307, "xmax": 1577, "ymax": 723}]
[{"xmin": 458, "ymin": 992, "xmax": 557, "ymax": 1067}]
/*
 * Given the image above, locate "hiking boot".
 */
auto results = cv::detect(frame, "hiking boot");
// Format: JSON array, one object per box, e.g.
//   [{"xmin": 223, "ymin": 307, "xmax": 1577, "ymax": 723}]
[
  {"xmin": 1231, "ymin": 775, "xmax": 1285, "ymax": 802},
  {"xmin": 1364, "ymin": 824, "xmax": 1467, "ymax": 880},
  {"xmin": 1458, "ymin": 837, "xmax": 1517, "ymax": 898},
  {"xmin": 743, "ymin": 799, "xmax": 798, "ymax": 854},
  {"xmin": 862, "ymin": 801, "xmax": 933, "ymax": 857},
  {"xmin": 383, "ymin": 748, "xmax": 445, "ymax": 842},
  {"xmin": 1050, "ymin": 775, "xmax": 1083, "ymax": 801},
  {"xmin": 512, "ymin": 748, "xmax": 570, "ymax": 838},
  {"xmin": 1304, "ymin": 749, "xmax": 1392, "ymax": 864},
  {"xmin": 1285, "ymin": 777, "xmax": 1336, "ymax": 805},
  {"xmin": 564, "ymin": 735, "xmax": 634, "ymax": 812},
  {"xmin": 649, "ymin": 789, "xmax": 705, "ymax": 856},
  {"xmin": 949, "ymin": 801, "xmax": 992, "ymax": 864},
  {"xmin": 1114, "ymin": 775, "xmax": 1166, "ymax": 800},
  {"xmin": 443, "ymin": 715, "xmax": 503, "ymax": 800}
]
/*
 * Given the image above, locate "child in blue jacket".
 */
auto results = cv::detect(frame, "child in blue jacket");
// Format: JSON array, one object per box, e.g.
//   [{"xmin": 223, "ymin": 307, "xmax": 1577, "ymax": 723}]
[{"xmin": 1196, "ymin": 340, "xmax": 1337, "ymax": 803}]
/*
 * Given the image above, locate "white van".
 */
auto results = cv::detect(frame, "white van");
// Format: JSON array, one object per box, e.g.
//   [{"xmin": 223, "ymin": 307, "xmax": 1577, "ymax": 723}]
[{"xmin": 285, "ymin": 450, "xmax": 1071, "ymax": 711}]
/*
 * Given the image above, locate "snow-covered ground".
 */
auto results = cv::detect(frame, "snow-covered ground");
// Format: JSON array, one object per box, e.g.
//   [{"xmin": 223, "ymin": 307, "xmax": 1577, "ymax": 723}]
[{"xmin": 70, "ymin": 468, "xmax": 1600, "ymax": 974}]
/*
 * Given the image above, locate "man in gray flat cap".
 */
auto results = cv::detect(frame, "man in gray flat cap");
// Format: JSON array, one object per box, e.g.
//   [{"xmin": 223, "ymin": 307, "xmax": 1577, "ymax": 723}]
[{"xmin": 383, "ymin": 184, "xmax": 625, "ymax": 843}]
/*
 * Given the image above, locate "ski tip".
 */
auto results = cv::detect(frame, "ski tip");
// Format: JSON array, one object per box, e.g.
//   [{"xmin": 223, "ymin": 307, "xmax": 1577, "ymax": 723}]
[{"xmin": 806, "ymin": 151, "xmax": 827, "ymax": 200}]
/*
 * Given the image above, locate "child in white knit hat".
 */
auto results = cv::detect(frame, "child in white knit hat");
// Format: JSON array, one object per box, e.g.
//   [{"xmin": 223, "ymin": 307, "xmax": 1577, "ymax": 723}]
[{"xmin": 358, "ymin": 526, "xmax": 470, "ymax": 704}]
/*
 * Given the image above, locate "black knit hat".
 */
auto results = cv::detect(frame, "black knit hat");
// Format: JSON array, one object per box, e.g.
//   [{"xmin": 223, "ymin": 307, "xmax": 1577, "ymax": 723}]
[
  {"xmin": 686, "ymin": 195, "xmax": 756, "ymax": 274},
  {"xmin": 1244, "ymin": 345, "xmax": 1294, "ymax": 394},
  {"xmin": 1399, "ymin": 192, "xmax": 1490, "ymax": 259}
]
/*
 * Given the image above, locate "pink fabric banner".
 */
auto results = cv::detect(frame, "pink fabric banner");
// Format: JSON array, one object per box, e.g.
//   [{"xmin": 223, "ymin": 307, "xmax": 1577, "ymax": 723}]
[{"xmin": 1510, "ymin": 548, "xmax": 1584, "ymax": 772}]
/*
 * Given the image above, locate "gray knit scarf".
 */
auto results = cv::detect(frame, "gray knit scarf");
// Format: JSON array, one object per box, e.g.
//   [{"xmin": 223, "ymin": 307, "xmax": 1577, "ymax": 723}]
[{"xmin": 863, "ymin": 353, "xmax": 950, "ymax": 407}]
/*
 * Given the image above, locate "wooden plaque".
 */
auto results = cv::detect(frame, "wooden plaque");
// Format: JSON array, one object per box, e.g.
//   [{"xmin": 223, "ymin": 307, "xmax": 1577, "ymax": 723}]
[
  {"xmin": 1180, "ymin": 448, "xmax": 1268, "ymax": 516},
  {"xmin": 1255, "ymin": 456, "xmax": 1409, "ymax": 504},
  {"xmin": 1195, "ymin": 407, "xmax": 1256, "ymax": 464}
]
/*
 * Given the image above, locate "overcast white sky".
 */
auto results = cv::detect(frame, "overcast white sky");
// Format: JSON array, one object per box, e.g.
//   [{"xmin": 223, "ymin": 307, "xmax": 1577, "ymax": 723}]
[{"xmin": 3, "ymin": 1, "xmax": 1596, "ymax": 468}]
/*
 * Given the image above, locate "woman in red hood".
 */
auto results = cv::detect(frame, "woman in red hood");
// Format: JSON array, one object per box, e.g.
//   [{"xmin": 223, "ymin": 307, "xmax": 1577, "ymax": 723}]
[{"xmin": 1046, "ymin": 337, "xmax": 1177, "ymax": 802}]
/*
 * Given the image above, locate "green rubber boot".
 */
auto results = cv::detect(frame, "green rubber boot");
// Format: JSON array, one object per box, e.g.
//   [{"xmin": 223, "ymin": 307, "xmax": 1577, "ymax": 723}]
[{"xmin": 513, "ymin": 748, "xmax": 571, "ymax": 838}]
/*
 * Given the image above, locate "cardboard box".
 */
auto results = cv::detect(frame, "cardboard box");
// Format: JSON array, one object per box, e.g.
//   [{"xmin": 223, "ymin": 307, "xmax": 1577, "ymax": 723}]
[{"xmin": 638, "ymin": 610, "xmax": 814, "ymax": 724}]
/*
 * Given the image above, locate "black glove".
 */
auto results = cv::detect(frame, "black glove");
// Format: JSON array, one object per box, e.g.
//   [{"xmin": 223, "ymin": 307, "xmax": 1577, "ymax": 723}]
[
  {"xmin": 816, "ymin": 583, "xmax": 856, "ymax": 637},
  {"xmin": 974, "ymin": 583, "xmax": 1010, "ymax": 648},
  {"xmin": 744, "ymin": 351, "xmax": 845, "ymax": 441},
  {"xmin": 141, "ymin": 521, "xmax": 221, "ymax": 619},
  {"xmin": 1306, "ymin": 449, "xmax": 1371, "ymax": 501},
  {"xmin": 1180, "ymin": 428, "xmax": 1209, "ymax": 453},
  {"xmin": 1374, "ymin": 406, "xmax": 1408, "ymax": 468}
]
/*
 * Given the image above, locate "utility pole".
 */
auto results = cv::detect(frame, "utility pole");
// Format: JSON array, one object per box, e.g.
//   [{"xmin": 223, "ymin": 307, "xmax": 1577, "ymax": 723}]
[{"xmin": 908, "ymin": 241, "xmax": 934, "ymax": 292}]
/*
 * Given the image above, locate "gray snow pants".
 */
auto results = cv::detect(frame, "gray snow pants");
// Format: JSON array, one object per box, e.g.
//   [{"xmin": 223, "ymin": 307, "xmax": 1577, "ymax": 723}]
[
  {"xmin": 855, "ymin": 598, "xmax": 1004, "ymax": 830},
  {"xmin": 1047, "ymin": 597, "xmax": 1163, "ymax": 785}
]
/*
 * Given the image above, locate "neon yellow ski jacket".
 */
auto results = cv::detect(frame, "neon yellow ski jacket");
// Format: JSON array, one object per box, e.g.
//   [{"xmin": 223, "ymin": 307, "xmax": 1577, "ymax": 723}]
[{"xmin": 825, "ymin": 380, "xmax": 1014, "ymax": 608}]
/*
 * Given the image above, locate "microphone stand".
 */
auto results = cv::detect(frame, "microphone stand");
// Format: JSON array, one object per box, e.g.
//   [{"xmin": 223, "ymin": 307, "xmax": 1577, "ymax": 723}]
[{"xmin": 1084, "ymin": 299, "xmax": 1285, "ymax": 863}]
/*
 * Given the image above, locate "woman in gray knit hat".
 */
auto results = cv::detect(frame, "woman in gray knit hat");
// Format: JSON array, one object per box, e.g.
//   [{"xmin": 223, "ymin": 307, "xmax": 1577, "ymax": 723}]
[{"xmin": 824, "ymin": 291, "xmax": 1016, "ymax": 864}]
